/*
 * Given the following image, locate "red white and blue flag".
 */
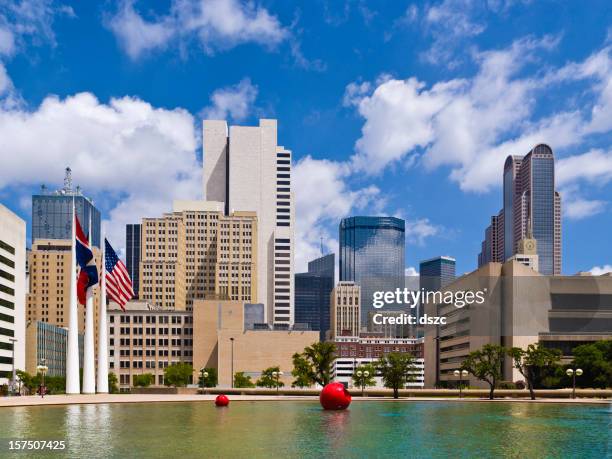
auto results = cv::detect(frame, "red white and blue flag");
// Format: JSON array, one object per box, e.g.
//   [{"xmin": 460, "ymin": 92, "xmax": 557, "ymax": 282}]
[
  {"xmin": 75, "ymin": 215, "xmax": 99, "ymax": 305},
  {"xmin": 104, "ymin": 239, "xmax": 134, "ymax": 311}
]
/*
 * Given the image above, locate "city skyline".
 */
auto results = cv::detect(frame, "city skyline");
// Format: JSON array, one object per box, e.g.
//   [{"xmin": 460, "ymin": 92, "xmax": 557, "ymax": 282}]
[{"xmin": 0, "ymin": 2, "xmax": 610, "ymax": 277}]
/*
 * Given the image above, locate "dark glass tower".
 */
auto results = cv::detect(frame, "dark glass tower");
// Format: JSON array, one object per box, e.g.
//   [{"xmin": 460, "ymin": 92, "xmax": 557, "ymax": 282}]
[
  {"xmin": 126, "ymin": 224, "xmax": 141, "ymax": 299},
  {"xmin": 294, "ymin": 253, "xmax": 334, "ymax": 341},
  {"xmin": 339, "ymin": 216, "xmax": 405, "ymax": 330},
  {"xmin": 31, "ymin": 168, "xmax": 101, "ymax": 248}
]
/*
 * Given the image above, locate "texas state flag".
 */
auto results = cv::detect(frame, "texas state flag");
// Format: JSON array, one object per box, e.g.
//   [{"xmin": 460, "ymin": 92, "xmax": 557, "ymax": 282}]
[{"xmin": 75, "ymin": 215, "xmax": 99, "ymax": 305}]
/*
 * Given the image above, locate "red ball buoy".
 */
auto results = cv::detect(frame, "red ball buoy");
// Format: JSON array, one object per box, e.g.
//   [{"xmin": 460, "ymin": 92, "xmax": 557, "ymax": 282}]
[
  {"xmin": 320, "ymin": 382, "xmax": 351, "ymax": 410},
  {"xmin": 215, "ymin": 394, "xmax": 230, "ymax": 407}
]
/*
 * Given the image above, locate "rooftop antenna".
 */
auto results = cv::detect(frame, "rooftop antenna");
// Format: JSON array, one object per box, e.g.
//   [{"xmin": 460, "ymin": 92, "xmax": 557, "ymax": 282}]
[{"xmin": 63, "ymin": 167, "xmax": 73, "ymax": 193}]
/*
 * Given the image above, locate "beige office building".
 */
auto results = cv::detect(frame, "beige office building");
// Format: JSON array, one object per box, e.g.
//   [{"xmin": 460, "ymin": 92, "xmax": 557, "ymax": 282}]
[
  {"xmin": 193, "ymin": 299, "xmax": 318, "ymax": 387},
  {"xmin": 139, "ymin": 201, "xmax": 257, "ymax": 311},
  {"xmin": 330, "ymin": 281, "xmax": 361, "ymax": 339},
  {"xmin": 424, "ymin": 260, "xmax": 612, "ymax": 388}
]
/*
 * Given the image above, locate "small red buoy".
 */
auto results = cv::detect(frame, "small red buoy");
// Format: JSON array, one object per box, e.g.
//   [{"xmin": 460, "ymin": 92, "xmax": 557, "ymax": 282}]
[
  {"xmin": 320, "ymin": 382, "xmax": 351, "ymax": 410},
  {"xmin": 215, "ymin": 394, "xmax": 230, "ymax": 407}
]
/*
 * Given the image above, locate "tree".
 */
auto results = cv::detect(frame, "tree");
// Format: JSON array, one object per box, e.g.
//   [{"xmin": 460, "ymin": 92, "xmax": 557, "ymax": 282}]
[
  {"xmin": 351, "ymin": 364, "xmax": 377, "ymax": 389},
  {"xmin": 377, "ymin": 352, "xmax": 417, "ymax": 399},
  {"xmin": 234, "ymin": 372, "xmax": 255, "ymax": 388},
  {"xmin": 291, "ymin": 342, "xmax": 336, "ymax": 387},
  {"xmin": 571, "ymin": 340, "xmax": 612, "ymax": 388},
  {"xmin": 163, "ymin": 363, "xmax": 193, "ymax": 387},
  {"xmin": 108, "ymin": 372, "xmax": 119, "ymax": 394},
  {"xmin": 256, "ymin": 366, "xmax": 285, "ymax": 388},
  {"xmin": 509, "ymin": 343, "xmax": 562, "ymax": 400},
  {"xmin": 461, "ymin": 344, "xmax": 506, "ymax": 400},
  {"xmin": 198, "ymin": 367, "xmax": 218, "ymax": 388},
  {"xmin": 133, "ymin": 373, "xmax": 155, "ymax": 388},
  {"xmin": 16, "ymin": 370, "xmax": 38, "ymax": 394}
]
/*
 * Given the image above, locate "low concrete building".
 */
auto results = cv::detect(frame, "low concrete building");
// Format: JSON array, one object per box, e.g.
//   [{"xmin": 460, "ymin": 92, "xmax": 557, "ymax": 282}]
[
  {"xmin": 25, "ymin": 321, "xmax": 84, "ymax": 377},
  {"xmin": 193, "ymin": 299, "xmax": 319, "ymax": 387}
]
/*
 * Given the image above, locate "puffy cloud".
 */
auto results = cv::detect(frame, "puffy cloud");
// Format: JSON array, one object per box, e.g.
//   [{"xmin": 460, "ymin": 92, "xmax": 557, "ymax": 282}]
[
  {"xmin": 0, "ymin": 92, "xmax": 200, "ymax": 254},
  {"xmin": 200, "ymin": 78, "xmax": 258, "ymax": 121},
  {"xmin": 557, "ymin": 149, "xmax": 612, "ymax": 187},
  {"xmin": 564, "ymin": 197, "xmax": 606, "ymax": 220},
  {"xmin": 404, "ymin": 266, "xmax": 418, "ymax": 276},
  {"xmin": 590, "ymin": 265, "xmax": 612, "ymax": 276},
  {"xmin": 106, "ymin": 0, "xmax": 289, "ymax": 60},
  {"xmin": 405, "ymin": 218, "xmax": 441, "ymax": 245}
]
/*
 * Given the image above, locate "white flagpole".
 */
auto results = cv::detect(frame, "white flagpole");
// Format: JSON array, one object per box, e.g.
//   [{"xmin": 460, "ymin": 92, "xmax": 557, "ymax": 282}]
[
  {"xmin": 97, "ymin": 227, "xmax": 109, "ymax": 393},
  {"xmin": 82, "ymin": 213, "xmax": 96, "ymax": 394},
  {"xmin": 66, "ymin": 197, "xmax": 80, "ymax": 394}
]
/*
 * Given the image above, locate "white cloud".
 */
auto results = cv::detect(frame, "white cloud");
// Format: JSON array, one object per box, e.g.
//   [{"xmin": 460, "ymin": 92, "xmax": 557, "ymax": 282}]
[
  {"xmin": 405, "ymin": 266, "xmax": 418, "ymax": 276},
  {"xmin": 557, "ymin": 149, "xmax": 612, "ymax": 187},
  {"xmin": 405, "ymin": 218, "xmax": 441, "ymax": 245},
  {"xmin": 590, "ymin": 265, "xmax": 612, "ymax": 276},
  {"xmin": 0, "ymin": 92, "xmax": 201, "ymax": 255},
  {"xmin": 200, "ymin": 78, "xmax": 257, "ymax": 121},
  {"xmin": 564, "ymin": 196, "xmax": 606, "ymax": 220},
  {"xmin": 107, "ymin": 0, "xmax": 289, "ymax": 60}
]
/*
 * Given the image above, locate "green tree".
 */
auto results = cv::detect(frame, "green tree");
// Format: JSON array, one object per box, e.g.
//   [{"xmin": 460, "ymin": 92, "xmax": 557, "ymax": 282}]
[
  {"xmin": 163, "ymin": 363, "xmax": 193, "ymax": 387},
  {"xmin": 198, "ymin": 367, "xmax": 218, "ymax": 388},
  {"xmin": 509, "ymin": 343, "xmax": 562, "ymax": 400},
  {"xmin": 461, "ymin": 344, "xmax": 506, "ymax": 400},
  {"xmin": 256, "ymin": 366, "xmax": 285, "ymax": 388},
  {"xmin": 377, "ymin": 352, "xmax": 417, "ymax": 399},
  {"xmin": 44, "ymin": 376, "xmax": 66, "ymax": 394},
  {"xmin": 351, "ymin": 364, "xmax": 377, "ymax": 389},
  {"xmin": 234, "ymin": 372, "xmax": 256, "ymax": 388},
  {"xmin": 16, "ymin": 370, "xmax": 37, "ymax": 394},
  {"xmin": 133, "ymin": 373, "xmax": 155, "ymax": 388},
  {"xmin": 291, "ymin": 342, "xmax": 336, "ymax": 387},
  {"xmin": 571, "ymin": 340, "xmax": 612, "ymax": 388},
  {"xmin": 108, "ymin": 372, "xmax": 119, "ymax": 394}
]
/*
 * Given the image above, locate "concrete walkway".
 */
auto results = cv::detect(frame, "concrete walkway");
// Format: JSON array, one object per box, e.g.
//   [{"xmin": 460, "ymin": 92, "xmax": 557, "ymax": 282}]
[{"xmin": 1, "ymin": 393, "xmax": 610, "ymax": 408}]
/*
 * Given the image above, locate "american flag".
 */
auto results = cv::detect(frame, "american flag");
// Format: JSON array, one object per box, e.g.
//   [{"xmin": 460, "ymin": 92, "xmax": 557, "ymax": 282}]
[{"xmin": 104, "ymin": 239, "xmax": 134, "ymax": 311}]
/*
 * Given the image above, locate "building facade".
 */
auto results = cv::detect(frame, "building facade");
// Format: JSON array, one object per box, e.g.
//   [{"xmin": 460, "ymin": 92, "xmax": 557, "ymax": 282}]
[
  {"xmin": 0, "ymin": 204, "xmax": 26, "ymax": 385},
  {"xmin": 330, "ymin": 282, "xmax": 361, "ymax": 339},
  {"xmin": 107, "ymin": 301, "xmax": 193, "ymax": 390},
  {"xmin": 126, "ymin": 224, "xmax": 141, "ymax": 300},
  {"xmin": 295, "ymin": 253, "xmax": 334, "ymax": 340},
  {"xmin": 203, "ymin": 119, "xmax": 295, "ymax": 326},
  {"xmin": 339, "ymin": 216, "xmax": 405, "ymax": 330},
  {"xmin": 25, "ymin": 321, "xmax": 84, "ymax": 377},
  {"xmin": 139, "ymin": 201, "xmax": 257, "ymax": 311},
  {"xmin": 478, "ymin": 144, "xmax": 561, "ymax": 275},
  {"xmin": 32, "ymin": 168, "xmax": 101, "ymax": 248}
]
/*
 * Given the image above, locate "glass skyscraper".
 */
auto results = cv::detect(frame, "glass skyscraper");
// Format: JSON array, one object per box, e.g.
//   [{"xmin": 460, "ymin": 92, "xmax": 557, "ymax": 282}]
[
  {"xmin": 339, "ymin": 217, "xmax": 405, "ymax": 330},
  {"xmin": 126, "ymin": 224, "xmax": 141, "ymax": 299},
  {"xmin": 31, "ymin": 168, "xmax": 101, "ymax": 248},
  {"xmin": 295, "ymin": 253, "xmax": 334, "ymax": 341}
]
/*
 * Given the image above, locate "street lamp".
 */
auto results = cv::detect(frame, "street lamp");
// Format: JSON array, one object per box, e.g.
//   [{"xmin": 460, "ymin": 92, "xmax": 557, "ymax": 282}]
[
  {"xmin": 453, "ymin": 369, "xmax": 469, "ymax": 398},
  {"xmin": 199, "ymin": 368, "xmax": 209, "ymax": 389},
  {"xmin": 230, "ymin": 337, "xmax": 235, "ymax": 389},
  {"xmin": 566, "ymin": 368, "xmax": 583, "ymax": 399},
  {"xmin": 36, "ymin": 359, "xmax": 49, "ymax": 398},
  {"xmin": 272, "ymin": 371, "xmax": 283, "ymax": 394},
  {"xmin": 8, "ymin": 338, "xmax": 17, "ymax": 396},
  {"xmin": 356, "ymin": 370, "xmax": 370, "ymax": 397}
]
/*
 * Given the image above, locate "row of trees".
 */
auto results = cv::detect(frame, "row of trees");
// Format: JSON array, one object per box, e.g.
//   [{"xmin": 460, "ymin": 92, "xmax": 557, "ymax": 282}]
[
  {"xmin": 459, "ymin": 340, "xmax": 612, "ymax": 400},
  {"xmin": 8, "ymin": 370, "xmax": 120, "ymax": 395}
]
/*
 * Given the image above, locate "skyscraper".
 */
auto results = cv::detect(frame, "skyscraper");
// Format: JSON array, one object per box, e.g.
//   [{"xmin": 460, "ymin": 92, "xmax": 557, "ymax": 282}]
[
  {"xmin": 478, "ymin": 144, "xmax": 561, "ymax": 275},
  {"xmin": 330, "ymin": 281, "xmax": 361, "ymax": 338},
  {"xmin": 203, "ymin": 119, "xmax": 294, "ymax": 325},
  {"xmin": 419, "ymin": 256, "xmax": 456, "ymax": 292},
  {"xmin": 295, "ymin": 253, "xmax": 334, "ymax": 341},
  {"xmin": 339, "ymin": 216, "xmax": 405, "ymax": 330},
  {"xmin": 126, "ymin": 224, "xmax": 141, "ymax": 300},
  {"xmin": 32, "ymin": 168, "xmax": 101, "ymax": 248}
]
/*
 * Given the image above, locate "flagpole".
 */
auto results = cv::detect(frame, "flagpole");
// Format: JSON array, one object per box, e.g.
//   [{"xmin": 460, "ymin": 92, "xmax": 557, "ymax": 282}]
[
  {"xmin": 82, "ymin": 212, "xmax": 96, "ymax": 394},
  {"xmin": 97, "ymin": 227, "xmax": 109, "ymax": 393},
  {"xmin": 66, "ymin": 197, "xmax": 80, "ymax": 394}
]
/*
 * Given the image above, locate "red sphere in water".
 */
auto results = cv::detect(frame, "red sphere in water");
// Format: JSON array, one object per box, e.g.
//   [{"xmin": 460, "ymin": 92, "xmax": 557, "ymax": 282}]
[
  {"xmin": 215, "ymin": 394, "xmax": 230, "ymax": 407},
  {"xmin": 320, "ymin": 382, "xmax": 351, "ymax": 410}
]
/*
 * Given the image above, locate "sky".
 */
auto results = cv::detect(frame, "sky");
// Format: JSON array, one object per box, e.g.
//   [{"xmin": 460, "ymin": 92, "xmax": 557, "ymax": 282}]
[{"xmin": 0, "ymin": 0, "xmax": 611, "ymax": 276}]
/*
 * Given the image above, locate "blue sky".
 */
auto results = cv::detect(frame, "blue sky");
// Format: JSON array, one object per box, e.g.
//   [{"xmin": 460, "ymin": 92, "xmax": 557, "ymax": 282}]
[{"xmin": 0, "ymin": 0, "xmax": 611, "ymax": 276}]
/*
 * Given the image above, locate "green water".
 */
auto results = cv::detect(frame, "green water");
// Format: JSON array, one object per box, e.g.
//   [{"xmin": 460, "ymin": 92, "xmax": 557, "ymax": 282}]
[{"xmin": 0, "ymin": 401, "xmax": 610, "ymax": 458}]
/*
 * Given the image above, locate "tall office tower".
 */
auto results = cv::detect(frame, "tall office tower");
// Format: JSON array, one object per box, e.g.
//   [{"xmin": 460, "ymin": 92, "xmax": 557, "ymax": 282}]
[
  {"xmin": 478, "ymin": 210, "xmax": 504, "ymax": 266},
  {"xmin": 0, "ymin": 204, "xmax": 26, "ymax": 386},
  {"xmin": 339, "ymin": 216, "xmax": 405, "ymax": 330},
  {"xmin": 32, "ymin": 167, "xmax": 101, "ymax": 248},
  {"xmin": 478, "ymin": 144, "xmax": 561, "ymax": 275},
  {"xmin": 203, "ymin": 119, "xmax": 295, "ymax": 326},
  {"xmin": 295, "ymin": 253, "xmax": 335, "ymax": 341},
  {"xmin": 330, "ymin": 281, "xmax": 361, "ymax": 339},
  {"xmin": 139, "ymin": 201, "xmax": 257, "ymax": 311},
  {"xmin": 27, "ymin": 239, "xmax": 102, "ymax": 334},
  {"xmin": 419, "ymin": 256, "xmax": 456, "ymax": 292},
  {"xmin": 126, "ymin": 224, "xmax": 141, "ymax": 300}
]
